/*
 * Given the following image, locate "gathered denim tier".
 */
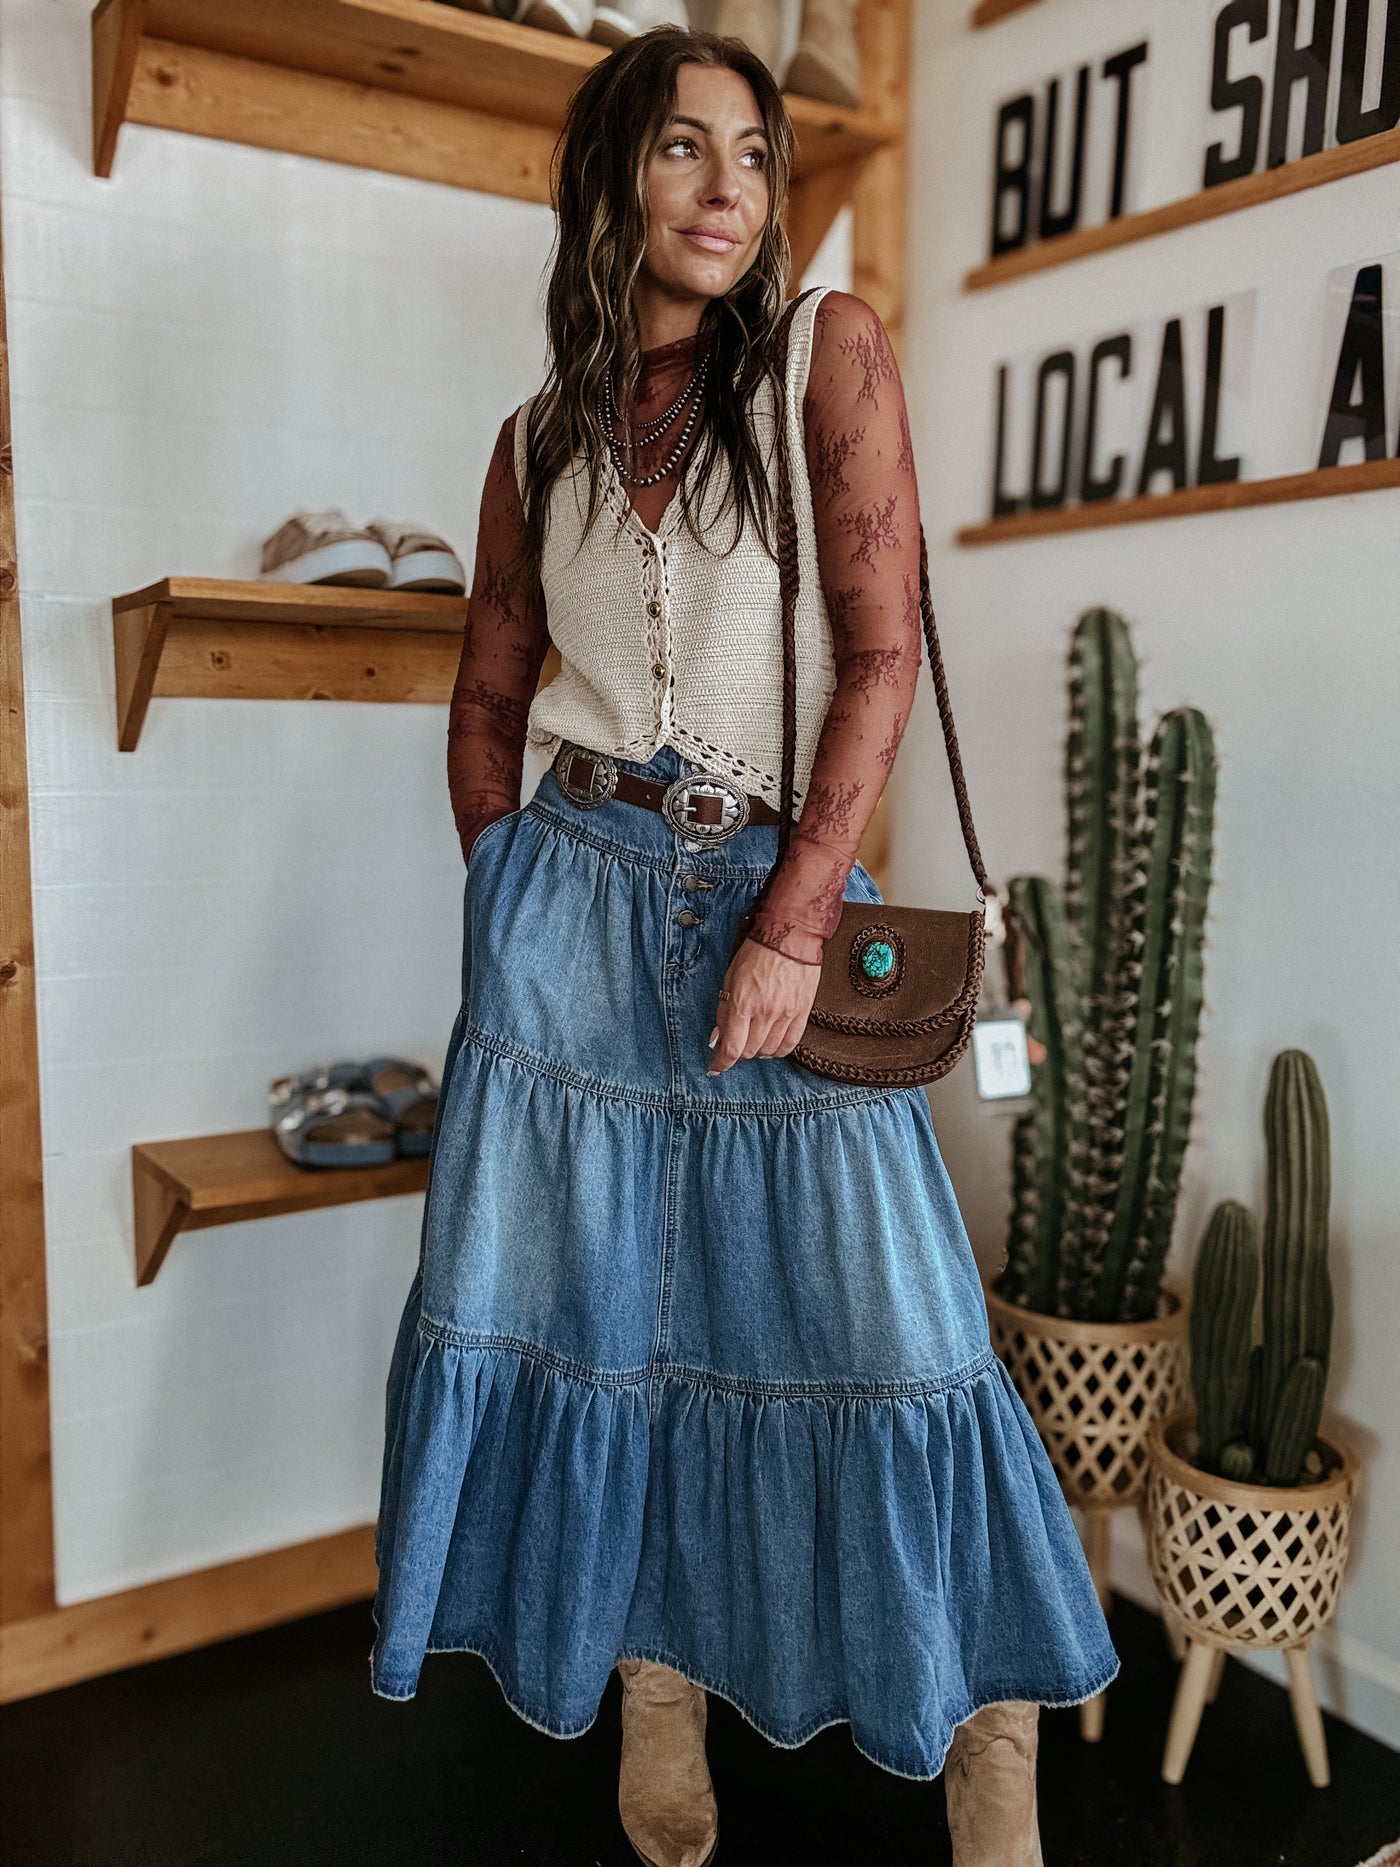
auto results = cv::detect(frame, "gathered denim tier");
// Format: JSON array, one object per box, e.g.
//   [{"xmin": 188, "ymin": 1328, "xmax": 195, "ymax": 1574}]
[{"xmin": 369, "ymin": 745, "xmax": 1120, "ymax": 1781}]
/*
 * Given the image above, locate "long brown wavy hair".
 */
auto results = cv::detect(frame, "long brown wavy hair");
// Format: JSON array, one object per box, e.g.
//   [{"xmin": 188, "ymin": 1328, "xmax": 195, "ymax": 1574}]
[{"xmin": 512, "ymin": 26, "xmax": 796, "ymax": 589}]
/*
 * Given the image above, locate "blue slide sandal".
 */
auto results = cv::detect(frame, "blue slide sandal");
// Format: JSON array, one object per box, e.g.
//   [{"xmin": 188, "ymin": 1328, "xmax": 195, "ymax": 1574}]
[
  {"xmin": 356, "ymin": 1057, "xmax": 440, "ymax": 1157},
  {"xmin": 267, "ymin": 1069, "xmax": 399, "ymax": 1169}
]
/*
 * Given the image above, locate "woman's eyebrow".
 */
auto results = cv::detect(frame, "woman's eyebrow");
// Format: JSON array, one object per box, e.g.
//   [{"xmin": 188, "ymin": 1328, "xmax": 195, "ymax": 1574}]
[{"xmin": 668, "ymin": 113, "xmax": 769, "ymax": 141}]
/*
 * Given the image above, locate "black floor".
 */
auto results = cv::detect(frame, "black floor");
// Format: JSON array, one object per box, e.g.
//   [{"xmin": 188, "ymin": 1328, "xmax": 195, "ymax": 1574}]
[{"xmin": 2, "ymin": 1593, "xmax": 1397, "ymax": 1866}]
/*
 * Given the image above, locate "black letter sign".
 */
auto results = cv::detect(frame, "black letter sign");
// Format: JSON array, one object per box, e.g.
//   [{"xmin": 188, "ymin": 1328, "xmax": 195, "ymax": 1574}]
[
  {"xmin": 1039, "ymin": 68, "xmax": 1090, "ymax": 241},
  {"xmin": 1137, "ymin": 319, "xmax": 1190, "ymax": 495},
  {"xmin": 1197, "ymin": 304, "xmax": 1242, "ymax": 485},
  {"xmin": 991, "ymin": 96, "xmax": 1036, "ymax": 257},
  {"xmin": 992, "ymin": 365, "xmax": 1026, "ymax": 515},
  {"xmin": 1268, "ymin": 0, "xmax": 1338, "ymax": 166},
  {"xmin": 1101, "ymin": 42, "xmax": 1149, "ymax": 219},
  {"xmin": 1030, "ymin": 351, "xmax": 1076, "ymax": 508},
  {"xmin": 1081, "ymin": 335, "xmax": 1132, "ymax": 503},
  {"xmin": 1319, "ymin": 264, "xmax": 1389, "ymax": 466},
  {"xmin": 1205, "ymin": 0, "xmax": 1268, "ymax": 186},
  {"xmin": 1337, "ymin": 0, "xmax": 1400, "ymax": 144}
]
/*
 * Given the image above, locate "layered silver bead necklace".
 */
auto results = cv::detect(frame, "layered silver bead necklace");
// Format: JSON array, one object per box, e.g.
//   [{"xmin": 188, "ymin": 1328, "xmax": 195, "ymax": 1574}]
[{"xmin": 601, "ymin": 344, "xmax": 711, "ymax": 488}]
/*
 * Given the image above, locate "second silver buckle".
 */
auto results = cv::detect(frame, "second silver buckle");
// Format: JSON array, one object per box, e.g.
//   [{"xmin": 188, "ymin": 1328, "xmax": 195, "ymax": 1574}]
[
  {"xmin": 661, "ymin": 773, "xmax": 750, "ymax": 845},
  {"xmin": 555, "ymin": 744, "xmax": 617, "ymax": 809}
]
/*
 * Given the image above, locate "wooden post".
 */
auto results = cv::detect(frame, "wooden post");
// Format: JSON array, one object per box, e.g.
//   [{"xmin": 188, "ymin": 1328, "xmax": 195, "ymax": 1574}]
[
  {"xmin": 1075, "ymin": 1506, "xmax": 1113, "ymax": 1740},
  {"xmin": 1161, "ymin": 1638, "xmax": 1219, "ymax": 1784},
  {"xmin": 1285, "ymin": 1644, "xmax": 1331, "ymax": 1788},
  {"xmin": 0, "ymin": 166, "xmax": 58, "ymax": 1634}
]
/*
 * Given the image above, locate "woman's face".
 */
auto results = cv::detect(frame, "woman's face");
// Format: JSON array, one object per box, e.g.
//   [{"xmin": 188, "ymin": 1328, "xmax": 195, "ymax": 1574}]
[{"xmin": 641, "ymin": 63, "xmax": 771, "ymax": 309}]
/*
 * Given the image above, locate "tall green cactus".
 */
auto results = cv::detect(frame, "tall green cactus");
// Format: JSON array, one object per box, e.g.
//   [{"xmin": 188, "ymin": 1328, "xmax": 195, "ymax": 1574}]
[
  {"xmin": 1053, "ymin": 610, "xmax": 1142, "ymax": 1320},
  {"xmin": 1094, "ymin": 709, "xmax": 1216, "ymax": 1321},
  {"xmin": 1259, "ymin": 1049, "xmax": 1332, "ymax": 1484},
  {"xmin": 1002, "ymin": 877, "xmax": 1082, "ymax": 1314},
  {"xmin": 1000, "ymin": 608, "xmax": 1217, "ymax": 1324},
  {"xmin": 1185, "ymin": 1050, "xmax": 1333, "ymax": 1487}
]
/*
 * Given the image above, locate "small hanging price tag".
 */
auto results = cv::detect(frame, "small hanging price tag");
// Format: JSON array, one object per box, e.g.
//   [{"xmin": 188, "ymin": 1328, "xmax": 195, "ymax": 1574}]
[
  {"xmin": 972, "ymin": 884, "xmax": 1030, "ymax": 1100},
  {"xmin": 972, "ymin": 1008, "xmax": 1032, "ymax": 1100}
]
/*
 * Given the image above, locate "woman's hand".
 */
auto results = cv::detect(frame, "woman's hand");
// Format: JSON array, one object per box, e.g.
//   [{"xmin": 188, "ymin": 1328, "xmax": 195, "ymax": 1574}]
[{"xmin": 707, "ymin": 938, "xmax": 821, "ymax": 1075}]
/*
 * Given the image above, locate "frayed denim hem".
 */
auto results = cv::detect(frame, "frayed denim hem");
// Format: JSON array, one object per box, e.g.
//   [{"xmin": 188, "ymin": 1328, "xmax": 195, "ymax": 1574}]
[{"xmin": 367, "ymin": 1617, "xmax": 1123, "ymax": 1783}]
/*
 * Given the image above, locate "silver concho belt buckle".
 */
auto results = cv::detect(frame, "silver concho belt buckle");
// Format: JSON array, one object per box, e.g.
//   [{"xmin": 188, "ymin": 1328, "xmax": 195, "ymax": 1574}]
[
  {"xmin": 662, "ymin": 772, "xmax": 750, "ymax": 845},
  {"xmin": 555, "ymin": 743, "xmax": 617, "ymax": 809}
]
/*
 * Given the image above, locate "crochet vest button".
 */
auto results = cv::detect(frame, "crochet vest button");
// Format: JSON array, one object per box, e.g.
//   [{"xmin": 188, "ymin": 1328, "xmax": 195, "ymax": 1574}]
[{"xmin": 512, "ymin": 287, "xmax": 838, "ymax": 816}]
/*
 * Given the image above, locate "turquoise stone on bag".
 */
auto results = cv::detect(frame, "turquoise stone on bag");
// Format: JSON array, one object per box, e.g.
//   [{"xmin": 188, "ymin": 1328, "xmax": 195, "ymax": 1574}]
[{"xmin": 860, "ymin": 940, "xmax": 895, "ymax": 981}]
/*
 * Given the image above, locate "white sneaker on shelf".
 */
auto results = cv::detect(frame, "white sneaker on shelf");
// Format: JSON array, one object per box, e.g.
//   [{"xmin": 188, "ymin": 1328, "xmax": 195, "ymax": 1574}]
[
  {"xmin": 590, "ymin": 0, "xmax": 689, "ymax": 48},
  {"xmin": 362, "ymin": 519, "xmax": 466, "ymax": 593},
  {"xmin": 258, "ymin": 509, "xmax": 392, "ymax": 587},
  {"xmin": 516, "ymin": 0, "xmax": 596, "ymax": 36}
]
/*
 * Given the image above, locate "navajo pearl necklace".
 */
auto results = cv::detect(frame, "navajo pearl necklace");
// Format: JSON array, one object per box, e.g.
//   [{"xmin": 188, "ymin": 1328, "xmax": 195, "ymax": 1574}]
[
  {"xmin": 609, "ymin": 354, "xmax": 703, "ymax": 442},
  {"xmin": 601, "ymin": 347, "xmax": 710, "ymax": 487}
]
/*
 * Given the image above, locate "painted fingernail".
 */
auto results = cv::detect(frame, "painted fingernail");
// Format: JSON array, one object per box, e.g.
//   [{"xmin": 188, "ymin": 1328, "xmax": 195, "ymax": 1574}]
[{"xmin": 708, "ymin": 1027, "xmax": 719, "ymax": 1048}]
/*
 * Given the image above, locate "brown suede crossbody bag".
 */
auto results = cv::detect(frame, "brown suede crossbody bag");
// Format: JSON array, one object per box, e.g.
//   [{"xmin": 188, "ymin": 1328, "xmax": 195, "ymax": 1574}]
[{"xmin": 729, "ymin": 287, "xmax": 993, "ymax": 1088}]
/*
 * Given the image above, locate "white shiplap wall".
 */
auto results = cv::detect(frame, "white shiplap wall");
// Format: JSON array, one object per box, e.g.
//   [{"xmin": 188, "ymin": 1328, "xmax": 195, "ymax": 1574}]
[
  {"xmin": 2, "ymin": 0, "xmax": 851, "ymax": 1605},
  {"xmin": 4, "ymin": 0, "xmax": 557, "ymax": 1604}
]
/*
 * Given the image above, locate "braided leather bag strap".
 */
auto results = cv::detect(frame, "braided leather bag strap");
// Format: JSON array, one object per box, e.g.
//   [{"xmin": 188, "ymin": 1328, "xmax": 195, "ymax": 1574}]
[{"xmin": 766, "ymin": 286, "xmax": 992, "ymax": 904}]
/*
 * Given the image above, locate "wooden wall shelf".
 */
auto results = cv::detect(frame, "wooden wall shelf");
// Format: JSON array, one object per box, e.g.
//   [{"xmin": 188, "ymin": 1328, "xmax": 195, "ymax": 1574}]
[
  {"xmin": 955, "ymin": 455, "xmax": 1400, "ymax": 545},
  {"xmin": 111, "ymin": 577, "xmax": 467, "ymax": 750},
  {"xmin": 132, "ymin": 1128, "xmax": 430, "ymax": 1284},
  {"xmin": 92, "ymin": 0, "xmax": 902, "ymax": 277},
  {"xmin": 966, "ymin": 126, "xmax": 1400, "ymax": 292}
]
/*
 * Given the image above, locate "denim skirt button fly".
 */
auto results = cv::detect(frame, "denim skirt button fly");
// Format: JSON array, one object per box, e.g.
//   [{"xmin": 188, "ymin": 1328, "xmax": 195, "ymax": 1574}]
[{"xmin": 370, "ymin": 743, "xmax": 1120, "ymax": 1779}]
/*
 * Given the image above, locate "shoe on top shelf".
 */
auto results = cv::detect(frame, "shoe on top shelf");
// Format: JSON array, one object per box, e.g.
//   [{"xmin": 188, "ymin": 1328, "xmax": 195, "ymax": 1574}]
[
  {"xmin": 513, "ymin": 0, "xmax": 595, "ymax": 36},
  {"xmin": 259, "ymin": 508, "xmax": 392, "ymax": 587},
  {"xmin": 590, "ymin": 0, "xmax": 690, "ymax": 48},
  {"xmin": 785, "ymin": 0, "xmax": 862, "ymax": 107},
  {"xmin": 362, "ymin": 519, "xmax": 466, "ymax": 594},
  {"xmin": 713, "ymin": 0, "xmax": 782, "ymax": 73}
]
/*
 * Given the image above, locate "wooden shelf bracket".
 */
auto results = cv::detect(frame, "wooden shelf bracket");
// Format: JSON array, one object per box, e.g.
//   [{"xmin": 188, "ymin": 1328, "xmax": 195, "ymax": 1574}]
[
  {"xmin": 110, "ymin": 578, "xmax": 468, "ymax": 749},
  {"xmin": 132, "ymin": 1129, "xmax": 430, "ymax": 1285}
]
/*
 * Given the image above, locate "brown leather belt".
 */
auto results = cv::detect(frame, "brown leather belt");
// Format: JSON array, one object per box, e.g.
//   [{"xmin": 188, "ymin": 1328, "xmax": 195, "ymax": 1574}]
[{"xmin": 552, "ymin": 742, "xmax": 779, "ymax": 845}]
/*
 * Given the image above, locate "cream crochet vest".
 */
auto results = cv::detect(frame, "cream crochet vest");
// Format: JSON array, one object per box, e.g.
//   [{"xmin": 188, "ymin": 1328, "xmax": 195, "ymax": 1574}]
[{"xmin": 512, "ymin": 284, "xmax": 835, "ymax": 813}]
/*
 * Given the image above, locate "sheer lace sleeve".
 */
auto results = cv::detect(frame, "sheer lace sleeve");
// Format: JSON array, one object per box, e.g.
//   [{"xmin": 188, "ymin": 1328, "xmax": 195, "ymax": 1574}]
[
  {"xmin": 448, "ymin": 411, "xmax": 551, "ymax": 867},
  {"xmin": 747, "ymin": 291, "xmax": 923, "ymax": 967}
]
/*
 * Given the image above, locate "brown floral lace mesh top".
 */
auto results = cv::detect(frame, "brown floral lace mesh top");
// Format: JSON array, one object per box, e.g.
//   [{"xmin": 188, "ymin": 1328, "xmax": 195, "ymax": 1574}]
[{"xmin": 447, "ymin": 289, "xmax": 922, "ymax": 967}]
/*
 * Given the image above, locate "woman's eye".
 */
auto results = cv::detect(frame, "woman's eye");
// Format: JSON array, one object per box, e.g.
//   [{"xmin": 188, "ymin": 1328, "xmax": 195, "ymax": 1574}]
[{"xmin": 660, "ymin": 136, "xmax": 766, "ymax": 169}]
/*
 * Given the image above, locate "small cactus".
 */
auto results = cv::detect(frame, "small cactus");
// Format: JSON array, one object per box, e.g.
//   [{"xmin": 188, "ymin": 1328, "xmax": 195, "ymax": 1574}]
[
  {"xmin": 1220, "ymin": 1440, "xmax": 1257, "ymax": 1482},
  {"xmin": 1259, "ymin": 1049, "xmax": 1333, "ymax": 1476},
  {"xmin": 1186, "ymin": 1050, "xmax": 1333, "ymax": 1487},
  {"xmin": 1264, "ymin": 1357, "xmax": 1326, "ymax": 1486},
  {"xmin": 1189, "ymin": 1201, "xmax": 1259, "ymax": 1470}
]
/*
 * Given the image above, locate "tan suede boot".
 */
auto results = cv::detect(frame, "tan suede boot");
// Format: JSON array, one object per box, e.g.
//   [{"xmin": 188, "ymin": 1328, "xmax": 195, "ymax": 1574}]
[
  {"xmin": 785, "ymin": 0, "xmax": 861, "ymax": 107},
  {"xmin": 942, "ymin": 1700, "xmax": 1045, "ymax": 1867},
  {"xmin": 616, "ymin": 1658, "xmax": 720, "ymax": 1867},
  {"xmin": 713, "ymin": 0, "xmax": 784, "ymax": 76}
]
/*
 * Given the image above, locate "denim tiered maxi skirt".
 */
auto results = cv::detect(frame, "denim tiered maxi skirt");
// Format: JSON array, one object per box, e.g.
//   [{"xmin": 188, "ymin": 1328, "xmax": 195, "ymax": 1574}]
[{"xmin": 370, "ymin": 742, "xmax": 1120, "ymax": 1779}]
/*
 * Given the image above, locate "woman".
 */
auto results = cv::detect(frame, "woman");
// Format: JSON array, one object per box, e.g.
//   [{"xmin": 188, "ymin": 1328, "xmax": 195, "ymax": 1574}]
[{"xmin": 371, "ymin": 26, "xmax": 1119, "ymax": 1867}]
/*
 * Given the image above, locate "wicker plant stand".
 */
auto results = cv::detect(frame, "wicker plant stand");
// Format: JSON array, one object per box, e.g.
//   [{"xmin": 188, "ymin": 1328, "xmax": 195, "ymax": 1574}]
[
  {"xmin": 983, "ymin": 1273, "xmax": 1191, "ymax": 1741},
  {"xmin": 1143, "ymin": 1406, "xmax": 1360, "ymax": 1787}
]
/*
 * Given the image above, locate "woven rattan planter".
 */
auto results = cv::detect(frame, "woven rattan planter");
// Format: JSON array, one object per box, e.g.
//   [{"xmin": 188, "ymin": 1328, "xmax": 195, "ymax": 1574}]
[
  {"xmin": 1143, "ymin": 1405, "xmax": 1360, "ymax": 1786},
  {"xmin": 982, "ymin": 1271, "xmax": 1190, "ymax": 1745},
  {"xmin": 983, "ymin": 1273, "xmax": 1191, "ymax": 1508}
]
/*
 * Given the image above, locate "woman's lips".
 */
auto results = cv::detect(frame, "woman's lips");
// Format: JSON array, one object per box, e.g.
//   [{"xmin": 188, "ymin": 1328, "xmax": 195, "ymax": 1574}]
[{"xmin": 679, "ymin": 229, "xmax": 738, "ymax": 253}]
